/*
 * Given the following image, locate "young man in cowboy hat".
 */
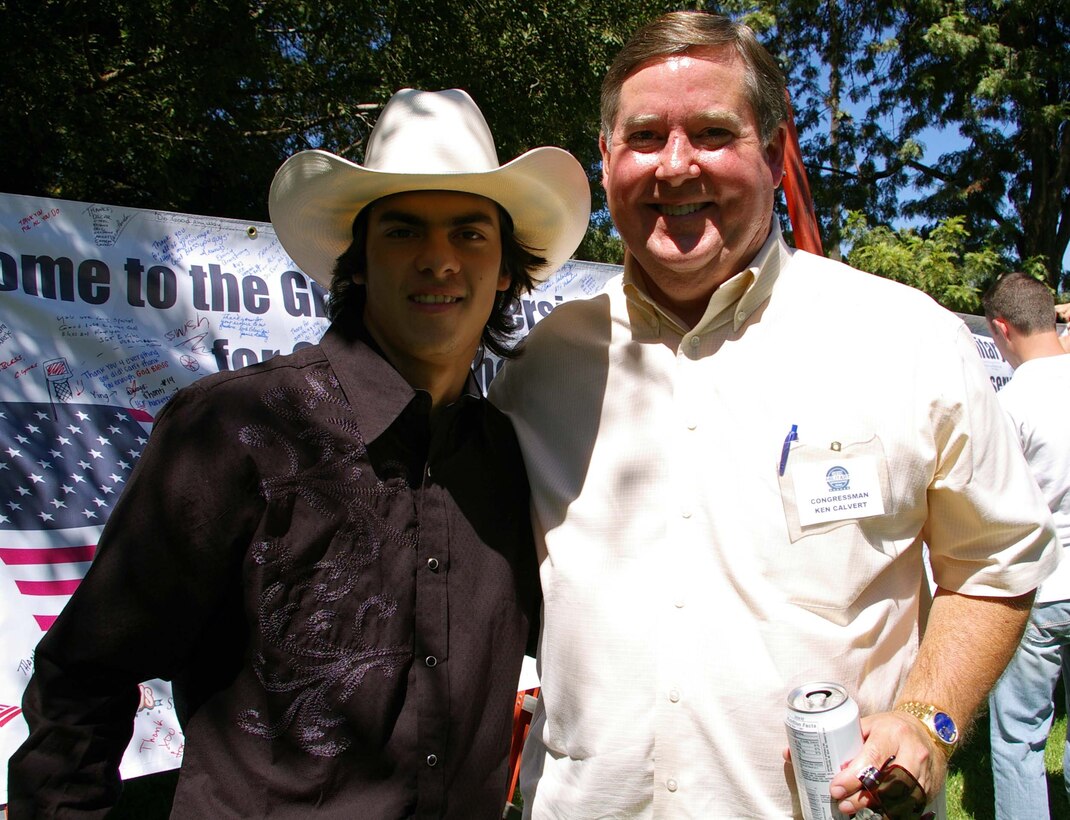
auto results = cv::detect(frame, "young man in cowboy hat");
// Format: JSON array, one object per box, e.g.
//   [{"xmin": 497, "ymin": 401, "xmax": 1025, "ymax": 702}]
[{"xmin": 8, "ymin": 88, "xmax": 590, "ymax": 818}]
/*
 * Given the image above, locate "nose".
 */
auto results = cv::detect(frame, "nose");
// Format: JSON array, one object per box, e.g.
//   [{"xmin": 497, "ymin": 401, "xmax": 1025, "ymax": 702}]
[
  {"xmin": 415, "ymin": 231, "xmax": 460, "ymax": 278},
  {"xmin": 655, "ymin": 133, "xmax": 700, "ymax": 186}
]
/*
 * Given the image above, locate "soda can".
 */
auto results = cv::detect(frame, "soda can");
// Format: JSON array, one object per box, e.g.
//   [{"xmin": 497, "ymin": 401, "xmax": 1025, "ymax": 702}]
[{"xmin": 785, "ymin": 682, "xmax": 864, "ymax": 820}]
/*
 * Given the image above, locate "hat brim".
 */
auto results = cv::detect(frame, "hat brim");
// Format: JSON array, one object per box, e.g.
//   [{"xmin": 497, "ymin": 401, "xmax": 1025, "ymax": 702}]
[{"xmin": 269, "ymin": 148, "xmax": 591, "ymax": 287}]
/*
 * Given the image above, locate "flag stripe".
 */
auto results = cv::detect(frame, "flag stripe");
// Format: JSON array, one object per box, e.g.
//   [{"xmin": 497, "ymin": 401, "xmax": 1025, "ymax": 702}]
[
  {"xmin": 0, "ymin": 705, "xmax": 24, "ymax": 728},
  {"xmin": 0, "ymin": 545, "xmax": 97, "ymax": 565},
  {"xmin": 126, "ymin": 408, "xmax": 155, "ymax": 423},
  {"xmin": 15, "ymin": 578, "xmax": 82, "ymax": 596},
  {"xmin": 33, "ymin": 614, "xmax": 59, "ymax": 630}
]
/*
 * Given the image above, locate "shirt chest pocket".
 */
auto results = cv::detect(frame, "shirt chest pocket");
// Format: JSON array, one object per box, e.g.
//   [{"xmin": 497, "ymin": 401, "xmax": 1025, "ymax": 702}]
[{"xmin": 770, "ymin": 430, "xmax": 904, "ymax": 620}]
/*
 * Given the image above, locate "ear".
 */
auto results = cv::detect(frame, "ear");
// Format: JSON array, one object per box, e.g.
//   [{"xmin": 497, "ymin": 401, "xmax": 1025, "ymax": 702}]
[
  {"xmin": 765, "ymin": 123, "xmax": 788, "ymax": 188},
  {"xmin": 599, "ymin": 132, "xmax": 612, "ymax": 190},
  {"xmin": 988, "ymin": 316, "xmax": 1019, "ymax": 366},
  {"xmin": 351, "ymin": 270, "xmax": 366, "ymax": 286},
  {"xmin": 496, "ymin": 270, "xmax": 511, "ymax": 292},
  {"xmin": 991, "ymin": 316, "xmax": 1011, "ymax": 341}
]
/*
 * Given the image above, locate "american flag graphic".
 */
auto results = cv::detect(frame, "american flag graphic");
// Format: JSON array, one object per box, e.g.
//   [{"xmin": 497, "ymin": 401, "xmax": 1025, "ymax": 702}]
[
  {"xmin": 0, "ymin": 703, "xmax": 23, "ymax": 728},
  {"xmin": 0, "ymin": 402, "xmax": 153, "ymax": 630}
]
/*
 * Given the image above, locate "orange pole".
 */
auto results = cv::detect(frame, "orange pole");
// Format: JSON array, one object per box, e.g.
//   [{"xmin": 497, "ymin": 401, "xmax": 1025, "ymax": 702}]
[
  {"xmin": 781, "ymin": 93, "xmax": 824, "ymax": 256},
  {"xmin": 505, "ymin": 687, "xmax": 539, "ymax": 811}
]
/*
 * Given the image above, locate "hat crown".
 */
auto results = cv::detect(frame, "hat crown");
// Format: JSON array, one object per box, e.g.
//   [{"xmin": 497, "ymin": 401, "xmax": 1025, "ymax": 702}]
[
  {"xmin": 363, "ymin": 88, "xmax": 501, "ymax": 176},
  {"xmin": 268, "ymin": 86, "xmax": 591, "ymax": 287}
]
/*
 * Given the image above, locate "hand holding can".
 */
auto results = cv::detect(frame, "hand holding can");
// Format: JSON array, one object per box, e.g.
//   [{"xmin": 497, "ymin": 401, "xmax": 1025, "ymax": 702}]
[{"xmin": 785, "ymin": 682, "xmax": 864, "ymax": 820}]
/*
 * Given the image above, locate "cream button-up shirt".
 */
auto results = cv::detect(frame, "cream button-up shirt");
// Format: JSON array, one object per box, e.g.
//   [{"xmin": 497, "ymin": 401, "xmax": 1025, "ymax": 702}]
[{"xmin": 490, "ymin": 224, "xmax": 1058, "ymax": 818}]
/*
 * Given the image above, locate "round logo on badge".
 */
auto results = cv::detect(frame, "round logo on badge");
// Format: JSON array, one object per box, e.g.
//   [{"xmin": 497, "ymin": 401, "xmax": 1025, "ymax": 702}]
[{"xmin": 826, "ymin": 466, "xmax": 850, "ymax": 491}]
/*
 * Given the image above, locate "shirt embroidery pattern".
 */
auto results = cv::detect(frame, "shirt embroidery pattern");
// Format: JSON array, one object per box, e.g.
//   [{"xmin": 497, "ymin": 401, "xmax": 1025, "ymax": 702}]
[{"xmin": 235, "ymin": 370, "xmax": 415, "ymax": 757}]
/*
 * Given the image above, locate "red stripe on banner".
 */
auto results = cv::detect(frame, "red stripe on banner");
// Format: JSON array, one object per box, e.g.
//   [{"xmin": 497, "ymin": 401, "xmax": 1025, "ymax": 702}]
[
  {"xmin": 34, "ymin": 614, "xmax": 59, "ymax": 630},
  {"xmin": 126, "ymin": 407, "xmax": 155, "ymax": 423},
  {"xmin": 0, "ymin": 704, "xmax": 24, "ymax": 728},
  {"xmin": 15, "ymin": 578, "xmax": 82, "ymax": 596},
  {"xmin": 0, "ymin": 545, "xmax": 97, "ymax": 565}
]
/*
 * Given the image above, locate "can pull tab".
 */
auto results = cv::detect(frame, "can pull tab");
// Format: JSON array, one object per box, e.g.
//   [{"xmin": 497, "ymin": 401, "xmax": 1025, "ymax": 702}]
[{"xmin": 806, "ymin": 690, "xmax": 831, "ymax": 708}]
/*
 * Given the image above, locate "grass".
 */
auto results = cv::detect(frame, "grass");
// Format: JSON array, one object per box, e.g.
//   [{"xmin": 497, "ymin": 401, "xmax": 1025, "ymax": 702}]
[{"xmin": 946, "ymin": 692, "xmax": 1069, "ymax": 820}]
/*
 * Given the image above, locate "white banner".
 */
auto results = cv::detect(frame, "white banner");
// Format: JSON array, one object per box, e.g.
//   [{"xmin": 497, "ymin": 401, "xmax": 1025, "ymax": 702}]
[{"xmin": 968, "ymin": 323, "xmax": 1015, "ymax": 391}]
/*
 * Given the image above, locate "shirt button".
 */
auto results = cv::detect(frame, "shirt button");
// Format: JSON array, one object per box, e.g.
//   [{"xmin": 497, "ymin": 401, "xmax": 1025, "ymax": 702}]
[
  {"xmin": 674, "ymin": 597, "xmax": 685, "ymax": 608},
  {"xmin": 687, "ymin": 421, "xmax": 697, "ymax": 431},
  {"xmin": 681, "ymin": 509, "xmax": 692, "ymax": 519},
  {"xmin": 667, "ymin": 778, "xmax": 678, "ymax": 792},
  {"xmin": 689, "ymin": 336, "xmax": 700, "ymax": 348},
  {"xmin": 426, "ymin": 557, "xmax": 440, "ymax": 571},
  {"xmin": 426, "ymin": 754, "xmax": 438, "ymax": 767},
  {"xmin": 425, "ymin": 656, "xmax": 438, "ymax": 668},
  {"xmin": 669, "ymin": 689, "xmax": 680, "ymax": 703},
  {"xmin": 736, "ymin": 311, "xmax": 746, "ymax": 322}
]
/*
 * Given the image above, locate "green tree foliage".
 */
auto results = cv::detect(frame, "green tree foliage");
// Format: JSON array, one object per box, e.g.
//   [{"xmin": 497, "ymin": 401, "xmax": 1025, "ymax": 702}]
[
  {"xmin": 730, "ymin": 0, "xmax": 1069, "ymax": 291},
  {"xmin": 723, "ymin": 0, "xmax": 900, "ymax": 260},
  {"xmin": 575, "ymin": 211, "xmax": 625, "ymax": 264},
  {"xmin": 4, "ymin": 2, "xmax": 1065, "ymax": 281},
  {"xmin": 0, "ymin": 0, "xmax": 684, "ymax": 262},
  {"xmin": 886, "ymin": 0, "xmax": 1069, "ymax": 292},
  {"xmin": 842, "ymin": 211, "xmax": 1003, "ymax": 313},
  {"xmin": 1, "ymin": 0, "xmax": 292, "ymax": 219}
]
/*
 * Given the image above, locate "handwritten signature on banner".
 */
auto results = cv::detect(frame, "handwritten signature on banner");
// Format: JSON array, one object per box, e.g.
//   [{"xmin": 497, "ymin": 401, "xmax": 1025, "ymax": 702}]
[
  {"xmin": 137, "ymin": 683, "xmax": 185, "ymax": 761},
  {"xmin": 219, "ymin": 313, "xmax": 271, "ymax": 342},
  {"xmin": 84, "ymin": 205, "xmax": 135, "ymax": 248},
  {"xmin": 18, "ymin": 207, "xmax": 61, "ymax": 234}
]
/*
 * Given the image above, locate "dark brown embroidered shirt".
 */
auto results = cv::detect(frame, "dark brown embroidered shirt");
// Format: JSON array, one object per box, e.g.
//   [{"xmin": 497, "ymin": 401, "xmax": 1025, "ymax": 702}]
[{"xmin": 9, "ymin": 321, "xmax": 539, "ymax": 819}]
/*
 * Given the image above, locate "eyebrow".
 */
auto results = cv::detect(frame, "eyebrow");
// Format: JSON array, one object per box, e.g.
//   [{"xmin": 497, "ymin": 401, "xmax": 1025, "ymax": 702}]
[
  {"xmin": 374, "ymin": 210, "xmax": 498, "ymax": 228},
  {"xmin": 619, "ymin": 110, "xmax": 746, "ymax": 131}
]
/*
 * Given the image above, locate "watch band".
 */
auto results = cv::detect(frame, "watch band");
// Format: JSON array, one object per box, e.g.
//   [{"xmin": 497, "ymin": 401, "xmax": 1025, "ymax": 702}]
[{"xmin": 895, "ymin": 701, "xmax": 959, "ymax": 756}]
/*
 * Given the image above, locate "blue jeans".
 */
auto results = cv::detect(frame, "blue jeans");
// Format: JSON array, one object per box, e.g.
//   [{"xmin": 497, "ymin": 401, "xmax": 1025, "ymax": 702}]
[{"xmin": 989, "ymin": 599, "xmax": 1070, "ymax": 819}]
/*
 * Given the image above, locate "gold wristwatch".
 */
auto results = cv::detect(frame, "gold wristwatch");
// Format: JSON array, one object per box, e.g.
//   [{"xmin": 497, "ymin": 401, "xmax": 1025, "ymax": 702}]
[{"xmin": 895, "ymin": 701, "xmax": 959, "ymax": 756}]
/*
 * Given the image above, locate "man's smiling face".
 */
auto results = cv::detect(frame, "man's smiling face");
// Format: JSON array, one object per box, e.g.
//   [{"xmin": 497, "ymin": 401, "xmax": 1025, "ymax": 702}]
[
  {"xmin": 359, "ymin": 190, "xmax": 507, "ymax": 383},
  {"xmin": 600, "ymin": 46, "xmax": 786, "ymax": 323}
]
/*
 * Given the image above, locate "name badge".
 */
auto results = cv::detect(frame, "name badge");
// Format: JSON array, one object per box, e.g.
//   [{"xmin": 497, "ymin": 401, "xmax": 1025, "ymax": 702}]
[{"xmin": 791, "ymin": 455, "xmax": 886, "ymax": 527}]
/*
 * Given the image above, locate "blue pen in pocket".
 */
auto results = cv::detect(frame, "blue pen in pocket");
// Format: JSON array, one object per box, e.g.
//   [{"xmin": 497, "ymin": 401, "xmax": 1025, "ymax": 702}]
[{"xmin": 778, "ymin": 424, "xmax": 798, "ymax": 476}]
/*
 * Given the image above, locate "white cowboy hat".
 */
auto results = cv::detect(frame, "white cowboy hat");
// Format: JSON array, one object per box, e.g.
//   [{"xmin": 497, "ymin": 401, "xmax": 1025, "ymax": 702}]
[{"xmin": 268, "ymin": 88, "xmax": 591, "ymax": 286}]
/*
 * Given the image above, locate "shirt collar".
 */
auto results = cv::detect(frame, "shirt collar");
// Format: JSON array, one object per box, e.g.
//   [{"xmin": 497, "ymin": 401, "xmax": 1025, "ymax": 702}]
[
  {"xmin": 319, "ymin": 317, "xmax": 483, "ymax": 444},
  {"xmin": 623, "ymin": 218, "xmax": 788, "ymax": 339}
]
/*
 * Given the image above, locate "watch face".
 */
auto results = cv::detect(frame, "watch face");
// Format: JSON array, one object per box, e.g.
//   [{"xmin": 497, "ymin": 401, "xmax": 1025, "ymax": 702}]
[{"xmin": 933, "ymin": 711, "xmax": 958, "ymax": 743}]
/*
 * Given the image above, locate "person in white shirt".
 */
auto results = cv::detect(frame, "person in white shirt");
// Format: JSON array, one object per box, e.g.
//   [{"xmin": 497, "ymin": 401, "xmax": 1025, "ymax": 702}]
[
  {"xmin": 490, "ymin": 11, "xmax": 1059, "ymax": 818},
  {"xmin": 1055, "ymin": 303, "xmax": 1070, "ymax": 354},
  {"xmin": 984, "ymin": 271, "xmax": 1070, "ymax": 819}
]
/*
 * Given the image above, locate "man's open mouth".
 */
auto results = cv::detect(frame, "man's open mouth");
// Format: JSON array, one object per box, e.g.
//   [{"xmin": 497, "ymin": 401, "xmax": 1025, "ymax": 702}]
[
  {"xmin": 657, "ymin": 203, "xmax": 704, "ymax": 217},
  {"xmin": 411, "ymin": 294, "xmax": 461, "ymax": 304}
]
